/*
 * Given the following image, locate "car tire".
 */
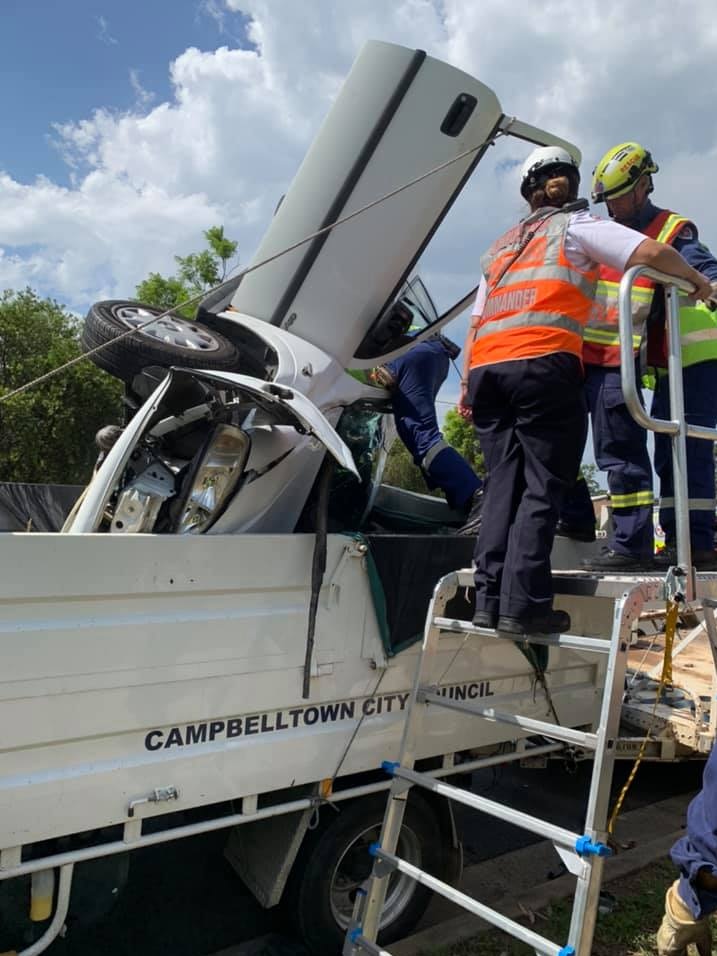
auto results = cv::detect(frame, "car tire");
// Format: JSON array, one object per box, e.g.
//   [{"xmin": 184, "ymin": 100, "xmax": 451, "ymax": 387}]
[
  {"xmin": 283, "ymin": 793, "xmax": 443, "ymax": 954},
  {"xmin": 81, "ymin": 300, "xmax": 241, "ymax": 385}
]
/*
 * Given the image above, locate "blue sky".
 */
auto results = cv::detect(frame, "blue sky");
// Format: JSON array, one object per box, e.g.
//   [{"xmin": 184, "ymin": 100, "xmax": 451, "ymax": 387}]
[{"xmin": 1, "ymin": 0, "xmax": 251, "ymax": 185}]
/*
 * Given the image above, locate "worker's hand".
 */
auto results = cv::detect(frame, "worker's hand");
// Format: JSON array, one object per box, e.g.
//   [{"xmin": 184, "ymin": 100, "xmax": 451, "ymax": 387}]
[
  {"xmin": 656, "ymin": 880, "xmax": 713, "ymax": 956},
  {"xmin": 689, "ymin": 271, "xmax": 714, "ymax": 303},
  {"xmin": 457, "ymin": 381, "xmax": 472, "ymax": 421},
  {"xmin": 708, "ymin": 280, "xmax": 717, "ymax": 312}
]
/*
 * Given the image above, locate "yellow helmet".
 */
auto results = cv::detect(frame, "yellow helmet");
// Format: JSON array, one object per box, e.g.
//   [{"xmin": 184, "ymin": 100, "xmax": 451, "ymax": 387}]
[{"xmin": 591, "ymin": 142, "xmax": 658, "ymax": 203}]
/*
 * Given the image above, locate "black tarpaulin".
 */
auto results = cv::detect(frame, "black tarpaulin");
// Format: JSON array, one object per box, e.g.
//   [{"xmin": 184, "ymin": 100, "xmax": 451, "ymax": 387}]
[
  {"xmin": 0, "ymin": 482, "xmax": 84, "ymax": 532},
  {"xmin": 364, "ymin": 534, "xmax": 475, "ymax": 654}
]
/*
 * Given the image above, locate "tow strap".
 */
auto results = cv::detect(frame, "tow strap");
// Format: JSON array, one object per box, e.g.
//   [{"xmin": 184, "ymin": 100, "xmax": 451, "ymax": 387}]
[{"xmin": 607, "ymin": 599, "xmax": 678, "ymax": 834}]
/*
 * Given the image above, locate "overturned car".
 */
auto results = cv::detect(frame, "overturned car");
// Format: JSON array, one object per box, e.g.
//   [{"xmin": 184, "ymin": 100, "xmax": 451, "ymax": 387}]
[{"xmin": 70, "ymin": 39, "xmax": 579, "ymax": 540}]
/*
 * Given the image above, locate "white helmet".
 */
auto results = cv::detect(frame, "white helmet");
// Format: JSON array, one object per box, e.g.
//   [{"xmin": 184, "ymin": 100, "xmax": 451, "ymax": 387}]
[{"xmin": 520, "ymin": 146, "xmax": 580, "ymax": 199}]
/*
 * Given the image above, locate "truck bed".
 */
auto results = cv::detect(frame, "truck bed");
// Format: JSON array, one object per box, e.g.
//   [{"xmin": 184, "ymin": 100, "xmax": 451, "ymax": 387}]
[{"xmin": 0, "ymin": 531, "xmax": 602, "ymax": 850}]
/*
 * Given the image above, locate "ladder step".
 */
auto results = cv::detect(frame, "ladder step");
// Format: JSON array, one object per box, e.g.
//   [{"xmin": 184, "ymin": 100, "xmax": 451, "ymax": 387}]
[
  {"xmin": 418, "ymin": 690, "xmax": 598, "ymax": 750},
  {"xmin": 367, "ymin": 845, "xmax": 575, "ymax": 956},
  {"xmin": 432, "ymin": 616, "xmax": 610, "ymax": 654},
  {"xmin": 383, "ymin": 764, "xmax": 585, "ymax": 851}
]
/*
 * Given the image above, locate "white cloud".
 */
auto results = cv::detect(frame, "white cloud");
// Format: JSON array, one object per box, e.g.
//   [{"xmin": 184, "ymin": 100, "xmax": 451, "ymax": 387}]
[
  {"xmin": 95, "ymin": 15, "xmax": 118, "ymax": 46},
  {"xmin": 198, "ymin": 0, "xmax": 245, "ymax": 44},
  {"xmin": 129, "ymin": 69, "xmax": 156, "ymax": 110},
  {"xmin": 1, "ymin": 0, "xmax": 716, "ymax": 326}
]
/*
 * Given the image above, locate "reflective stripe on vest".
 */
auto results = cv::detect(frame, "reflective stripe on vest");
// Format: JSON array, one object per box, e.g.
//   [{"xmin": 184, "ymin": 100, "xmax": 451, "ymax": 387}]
[
  {"xmin": 582, "ymin": 210, "xmax": 683, "ymax": 367},
  {"xmin": 470, "ymin": 208, "xmax": 598, "ymax": 367}
]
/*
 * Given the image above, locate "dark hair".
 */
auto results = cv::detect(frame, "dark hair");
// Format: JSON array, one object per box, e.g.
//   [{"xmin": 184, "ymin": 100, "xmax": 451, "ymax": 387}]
[{"xmin": 526, "ymin": 165, "xmax": 580, "ymax": 211}]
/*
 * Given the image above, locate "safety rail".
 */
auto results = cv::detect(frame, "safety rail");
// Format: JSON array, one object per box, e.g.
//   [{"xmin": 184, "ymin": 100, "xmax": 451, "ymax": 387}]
[{"xmin": 619, "ymin": 265, "xmax": 717, "ymax": 597}]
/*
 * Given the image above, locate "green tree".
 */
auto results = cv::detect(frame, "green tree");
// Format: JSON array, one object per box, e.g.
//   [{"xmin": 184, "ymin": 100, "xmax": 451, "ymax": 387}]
[
  {"xmin": 443, "ymin": 408, "xmax": 485, "ymax": 477},
  {"xmin": 382, "ymin": 440, "xmax": 429, "ymax": 494},
  {"xmin": 0, "ymin": 289, "xmax": 123, "ymax": 484},
  {"xmin": 136, "ymin": 225, "xmax": 239, "ymax": 317}
]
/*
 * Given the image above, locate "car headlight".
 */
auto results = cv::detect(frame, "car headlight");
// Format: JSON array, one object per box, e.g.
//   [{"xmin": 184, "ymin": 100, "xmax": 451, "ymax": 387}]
[{"xmin": 178, "ymin": 424, "xmax": 250, "ymax": 534}]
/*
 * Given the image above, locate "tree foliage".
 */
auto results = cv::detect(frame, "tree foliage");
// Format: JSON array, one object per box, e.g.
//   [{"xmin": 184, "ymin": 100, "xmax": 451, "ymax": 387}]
[
  {"xmin": 135, "ymin": 225, "xmax": 239, "ymax": 317},
  {"xmin": 382, "ymin": 439, "xmax": 429, "ymax": 494},
  {"xmin": 443, "ymin": 408, "xmax": 485, "ymax": 477},
  {"xmin": 0, "ymin": 290, "xmax": 123, "ymax": 484}
]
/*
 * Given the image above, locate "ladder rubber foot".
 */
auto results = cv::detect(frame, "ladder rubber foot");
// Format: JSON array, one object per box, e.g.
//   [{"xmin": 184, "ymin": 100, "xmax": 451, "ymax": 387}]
[
  {"xmin": 575, "ymin": 835, "xmax": 612, "ymax": 858},
  {"xmin": 381, "ymin": 760, "xmax": 399, "ymax": 776}
]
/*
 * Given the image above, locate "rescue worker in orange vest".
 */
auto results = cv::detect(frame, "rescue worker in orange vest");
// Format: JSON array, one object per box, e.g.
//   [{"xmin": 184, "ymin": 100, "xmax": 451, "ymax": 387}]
[
  {"xmin": 459, "ymin": 146, "xmax": 712, "ymax": 635},
  {"xmin": 588, "ymin": 142, "xmax": 717, "ymax": 570},
  {"xmin": 566, "ymin": 143, "xmax": 717, "ymax": 570}
]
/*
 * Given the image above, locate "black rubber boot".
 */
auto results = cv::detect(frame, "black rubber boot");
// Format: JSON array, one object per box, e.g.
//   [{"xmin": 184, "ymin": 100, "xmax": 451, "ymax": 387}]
[{"xmin": 497, "ymin": 609, "xmax": 571, "ymax": 635}]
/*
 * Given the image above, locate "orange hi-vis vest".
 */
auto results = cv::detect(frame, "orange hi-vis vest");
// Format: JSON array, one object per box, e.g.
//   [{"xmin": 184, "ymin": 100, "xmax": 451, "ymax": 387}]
[
  {"xmin": 470, "ymin": 207, "xmax": 598, "ymax": 369},
  {"xmin": 582, "ymin": 210, "xmax": 691, "ymax": 367}
]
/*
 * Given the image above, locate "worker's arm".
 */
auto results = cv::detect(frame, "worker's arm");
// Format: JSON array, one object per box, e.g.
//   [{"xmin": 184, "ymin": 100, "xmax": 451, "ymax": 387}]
[
  {"xmin": 457, "ymin": 323, "xmax": 475, "ymax": 419},
  {"xmin": 627, "ymin": 239, "xmax": 714, "ymax": 300},
  {"xmin": 457, "ymin": 278, "xmax": 487, "ymax": 419}
]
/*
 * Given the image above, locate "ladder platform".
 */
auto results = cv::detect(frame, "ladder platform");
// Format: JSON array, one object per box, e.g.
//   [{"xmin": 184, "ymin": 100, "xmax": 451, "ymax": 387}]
[
  {"xmin": 417, "ymin": 688, "xmax": 599, "ymax": 750},
  {"xmin": 381, "ymin": 762, "xmax": 610, "ymax": 857},
  {"xmin": 361, "ymin": 844, "xmax": 576, "ymax": 956},
  {"xmin": 432, "ymin": 617, "xmax": 610, "ymax": 655}
]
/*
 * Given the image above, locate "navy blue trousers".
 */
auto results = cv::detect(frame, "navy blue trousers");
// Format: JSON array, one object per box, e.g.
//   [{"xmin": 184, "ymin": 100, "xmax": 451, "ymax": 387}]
[
  {"xmin": 671, "ymin": 741, "xmax": 717, "ymax": 918},
  {"xmin": 469, "ymin": 353, "xmax": 587, "ymax": 620},
  {"xmin": 652, "ymin": 361, "xmax": 717, "ymax": 552},
  {"xmin": 561, "ymin": 364, "xmax": 654, "ymax": 557},
  {"xmin": 386, "ymin": 339, "xmax": 481, "ymax": 511}
]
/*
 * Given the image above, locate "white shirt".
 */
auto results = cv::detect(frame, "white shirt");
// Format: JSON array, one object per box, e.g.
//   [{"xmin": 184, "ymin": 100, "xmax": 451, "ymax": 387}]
[{"xmin": 471, "ymin": 209, "xmax": 645, "ymax": 317}]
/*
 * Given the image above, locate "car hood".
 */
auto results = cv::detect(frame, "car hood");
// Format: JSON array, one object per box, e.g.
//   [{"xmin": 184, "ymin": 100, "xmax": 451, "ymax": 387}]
[{"xmin": 65, "ymin": 367, "xmax": 358, "ymax": 534}]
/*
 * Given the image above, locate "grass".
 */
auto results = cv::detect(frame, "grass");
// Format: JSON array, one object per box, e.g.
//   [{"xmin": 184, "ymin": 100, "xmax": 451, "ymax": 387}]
[{"xmin": 426, "ymin": 858, "xmax": 717, "ymax": 956}]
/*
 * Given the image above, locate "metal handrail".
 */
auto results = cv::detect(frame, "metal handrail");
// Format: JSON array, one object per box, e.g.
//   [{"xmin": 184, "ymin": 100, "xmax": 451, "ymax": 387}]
[{"xmin": 619, "ymin": 266, "xmax": 717, "ymax": 593}]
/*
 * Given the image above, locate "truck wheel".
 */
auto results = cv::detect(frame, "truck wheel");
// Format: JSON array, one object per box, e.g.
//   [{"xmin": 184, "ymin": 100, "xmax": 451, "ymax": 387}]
[
  {"xmin": 81, "ymin": 300, "xmax": 241, "ymax": 385},
  {"xmin": 284, "ymin": 792, "xmax": 443, "ymax": 953}
]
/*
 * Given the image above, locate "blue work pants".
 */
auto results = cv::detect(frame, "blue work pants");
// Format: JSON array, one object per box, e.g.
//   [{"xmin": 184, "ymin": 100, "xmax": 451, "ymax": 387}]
[
  {"xmin": 386, "ymin": 340, "xmax": 481, "ymax": 511},
  {"xmin": 671, "ymin": 741, "xmax": 717, "ymax": 918},
  {"xmin": 651, "ymin": 361, "xmax": 717, "ymax": 552},
  {"xmin": 562, "ymin": 364, "xmax": 654, "ymax": 556}
]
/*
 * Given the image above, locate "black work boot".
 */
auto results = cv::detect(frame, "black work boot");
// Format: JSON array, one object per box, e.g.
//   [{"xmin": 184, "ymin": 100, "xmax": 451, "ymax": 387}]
[
  {"xmin": 497, "ymin": 609, "xmax": 571, "ymax": 635},
  {"xmin": 457, "ymin": 488, "xmax": 484, "ymax": 536},
  {"xmin": 472, "ymin": 608, "xmax": 498, "ymax": 629},
  {"xmin": 581, "ymin": 548, "xmax": 655, "ymax": 572}
]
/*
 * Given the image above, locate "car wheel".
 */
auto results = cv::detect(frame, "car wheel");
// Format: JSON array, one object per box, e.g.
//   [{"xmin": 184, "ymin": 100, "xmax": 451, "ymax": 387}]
[
  {"xmin": 81, "ymin": 300, "xmax": 241, "ymax": 385},
  {"xmin": 283, "ymin": 793, "xmax": 443, "ymax": 953}
]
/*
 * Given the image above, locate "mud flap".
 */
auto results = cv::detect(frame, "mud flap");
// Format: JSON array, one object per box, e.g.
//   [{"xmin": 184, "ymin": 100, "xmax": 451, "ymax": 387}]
[{"xmin": 224, "ymin": 806, "xmax": 314, "ymax": 908}]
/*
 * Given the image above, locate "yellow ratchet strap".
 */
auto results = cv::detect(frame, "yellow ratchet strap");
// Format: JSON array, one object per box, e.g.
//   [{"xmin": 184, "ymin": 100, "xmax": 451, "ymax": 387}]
[{"xmin": 607, "ymin": 599, "xmax": 678, "ymax": 835}]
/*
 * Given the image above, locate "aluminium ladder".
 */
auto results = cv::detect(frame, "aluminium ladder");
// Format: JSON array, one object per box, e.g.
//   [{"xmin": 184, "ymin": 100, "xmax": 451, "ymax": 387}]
[
  {"xmin": 343, "ymin": 568, "xmax": 640, "ymax": 956},
  {"xmin": 344, "ymin": 264, "xmax": 717, "ymax": 956}
]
